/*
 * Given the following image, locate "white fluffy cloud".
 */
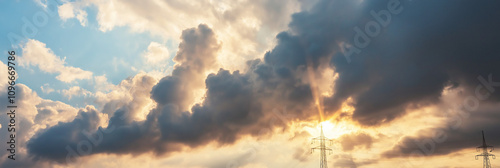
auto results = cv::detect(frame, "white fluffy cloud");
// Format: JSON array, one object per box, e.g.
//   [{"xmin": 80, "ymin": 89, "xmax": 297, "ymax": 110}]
[
  {"xmin": 93, "ymin": 75, "xmax": 116, "ymax": 92},
  {"xmin": 40, "ymin": 83, "xmax": 55, "ymax": 94},
  {"xmin": 20, "ymin": 39, "xmax": 93, "ymax": 83},
  {"xmin": 142, "ymin": 42, "xmax": 170, "ymax": 66},
  {"xmin": 94, "ymin": 72, "xmax": 158, "ymax": 121},
  {"xmin": 58, "ymin": 2, "xmax": 88, "ymax": 26},
  {"xmin": 61, "ymin": 86, "xmax": 92, "ymax": 99}
]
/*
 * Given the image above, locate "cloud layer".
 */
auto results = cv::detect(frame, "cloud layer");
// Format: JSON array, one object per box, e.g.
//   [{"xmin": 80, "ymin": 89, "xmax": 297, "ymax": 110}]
[{"xmin": 12, "ymin": 0, "xmax": 500, "ymax": 167}]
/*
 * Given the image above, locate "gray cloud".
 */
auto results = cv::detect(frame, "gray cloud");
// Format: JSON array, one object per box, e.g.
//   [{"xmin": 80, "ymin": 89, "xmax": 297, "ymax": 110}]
[
  {"xmin": 152, "ymin": 24, "xmax": 220, "ymax": 111},
  {"xmin": 0, "ymin": 82, "xmax": 79, "ymax": 167},
  {"xmin": 384, "ymin": 103, "xmax": 500, "ymax": 158},
  {"xmin": 322, "ymin": 0, "xmax": 500, "ymax": 125},
  {"xmin": 27, "ymin": 106, "xmax": 101, "ymax": 163}
]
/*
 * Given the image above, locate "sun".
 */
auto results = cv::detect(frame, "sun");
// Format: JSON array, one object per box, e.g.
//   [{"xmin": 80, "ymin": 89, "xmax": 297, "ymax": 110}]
[
  {"xmin": 320, "ymin": 121, "xmax": 335, "ymax": 131},
  {"xmin": 306, "ymin": 120, "xmax": 358, "ymax": 139}
]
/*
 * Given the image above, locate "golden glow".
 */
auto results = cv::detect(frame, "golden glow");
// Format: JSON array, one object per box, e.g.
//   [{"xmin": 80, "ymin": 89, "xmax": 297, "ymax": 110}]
[
  {"xmin": 320, "ymin": 120, "xmax": 335, "ymax": 132},
  {"xmin": 340, "ymin": 97, "xmax": 354, "ymax": 113},
  {"xmin": 305, "ymin": 60, "xmax": 359, "ymax": 140},
  {"xmin": 305, "ymin": 119, "xmax": 359, "ymax": 139}
]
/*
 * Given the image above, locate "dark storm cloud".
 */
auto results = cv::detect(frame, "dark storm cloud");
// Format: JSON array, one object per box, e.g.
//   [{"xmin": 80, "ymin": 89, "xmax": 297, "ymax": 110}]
[
  {"xmin": 384, "ymin": 103, "xmax": 500, "ymax": 158},
  {"xmin": 262, "ymin": 0, "xmax": 500, "ymax": 127},
  {"xmin": 25, "ymin": 0, "xmax": 500, "ymax": 163},
  {"xmin": 157, "ymin": 69, "xmax": 263, "ymax": 145},
  {"xmin": 324, "ymin": 0, "xmax": 500, "ymax": 125},
  {"xmin": 152, "ymin": 24, "xmax": 220, "ymax": 111},
  {"xmin": 329, "ymin": 0, "xmax": 500, "ymax": 156},
  {"xmin": 27, "ymin": 106, "xmax": 101, "ymax": 162}
]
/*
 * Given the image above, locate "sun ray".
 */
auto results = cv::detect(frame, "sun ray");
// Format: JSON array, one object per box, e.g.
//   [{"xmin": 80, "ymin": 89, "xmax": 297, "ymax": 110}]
[{"xmin": 307, "ymin": 59, "xmax": 326, "ymax": 122}]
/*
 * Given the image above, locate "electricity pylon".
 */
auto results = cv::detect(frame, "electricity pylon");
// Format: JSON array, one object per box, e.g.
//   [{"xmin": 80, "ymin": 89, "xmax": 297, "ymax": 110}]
[
  {"xmin": 476, "ymin": 131, "xmax": 495, "ymax": 168},
  {"xmin": 311, "ymin": 125, "xmax": 333, "ymax": 168}
]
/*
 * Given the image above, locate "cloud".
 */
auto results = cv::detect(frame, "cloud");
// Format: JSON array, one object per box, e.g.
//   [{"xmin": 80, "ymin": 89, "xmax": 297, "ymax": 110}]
[
  {"xmin": 142, "ymin": 42, "xmax": 170, "ymax": 66},
  {"xmin": 20, "ymin": 39, "xmax": 93, "ymax": 83},
  {"xmin": 40, "ymin": 83, "xmax": 55, "ymax": 94},
  {"xmin": 333, "ymin": 154, "xmax": 358, "ymax": 168},
  {"xmin": 34, "ymin": 100, "xmax": 79, "ymax": 128},
  {"xmin": 24, "ymin": 0, "xmax": 363, "ymax": 161},
  {"xmin": 331, "ymin": 0, "xmax": 500, "ymax": 125},
  {"xmin": 0, "ymin": 82, "xmax": 79, "ymax": 167},
  {"xmin": 61, "ymin": 86, "xmax": 92, "ymax": 99},
  {"xmin": 93, "ymin": 75, "xmax": 115, "ymax": 92},
  {"xmin": 94, "ymin": 72, "xmax": 158, "ymax": 120},
  {"xmin": 151, "ymin": 24, "xmax": 221, "ymax": 111},
  {"xmin": 0, "ymin": 61, "xmax": 9, "ymax": 89},
  {"xmin": 57, "ymin": 0, "xmax": 303, "ymax": 71},
  {"xmin": 60, "ymin": 0, "xmax": 299, "ymax": 35},
  {"xmin": 58, "ymin": 2, "xmax": 88, "ymax": 26},
  {"xmin": 27, "ymin": 106, "xmax": 102, "ymax": 163},
  {"xmin": 338, "ymin": 132, "xmax": 373, "ymax": 151},
  {"xmin": 261, "ymin": 0, "xmax": 500, "ymax": 126},
  {"xmin": 25, "ymin": 23, "xmax": 314, "ymax": 162},
  {"xmin": 332, "ymin": 154, "xmax": 377, "ymax": 168},
  {"xmin": 383, "ymin": 98, "xmax": 500, "ymax": 158},
  {"xmin": 292, "ymin": 146, "xmax": 310, "ymax": 162},
  {"xmin": 0, "ymin": 62, "xmax": 79, "ymax": 167}
]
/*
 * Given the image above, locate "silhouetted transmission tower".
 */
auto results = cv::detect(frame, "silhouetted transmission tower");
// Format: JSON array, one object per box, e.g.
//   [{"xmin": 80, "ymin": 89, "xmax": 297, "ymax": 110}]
[
  {"xmin": 476, "ymin": 131, "xmax": 495, "ymax": 168},
  {"xmin": 311, "ymin": 125, "xmax": 333, "ymax": 168}
]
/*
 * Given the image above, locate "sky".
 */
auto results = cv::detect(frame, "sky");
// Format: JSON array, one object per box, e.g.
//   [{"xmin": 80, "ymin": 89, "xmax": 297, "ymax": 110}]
[{"xmin": 0, "ymin": 0, "xmax": 500, "ymax": 167}]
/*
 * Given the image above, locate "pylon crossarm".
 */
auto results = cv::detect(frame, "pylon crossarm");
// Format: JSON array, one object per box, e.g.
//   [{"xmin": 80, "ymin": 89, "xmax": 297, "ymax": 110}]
[{"xmin": 313, "ymin": 138, "xmax": 328, "ymax": 141}]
